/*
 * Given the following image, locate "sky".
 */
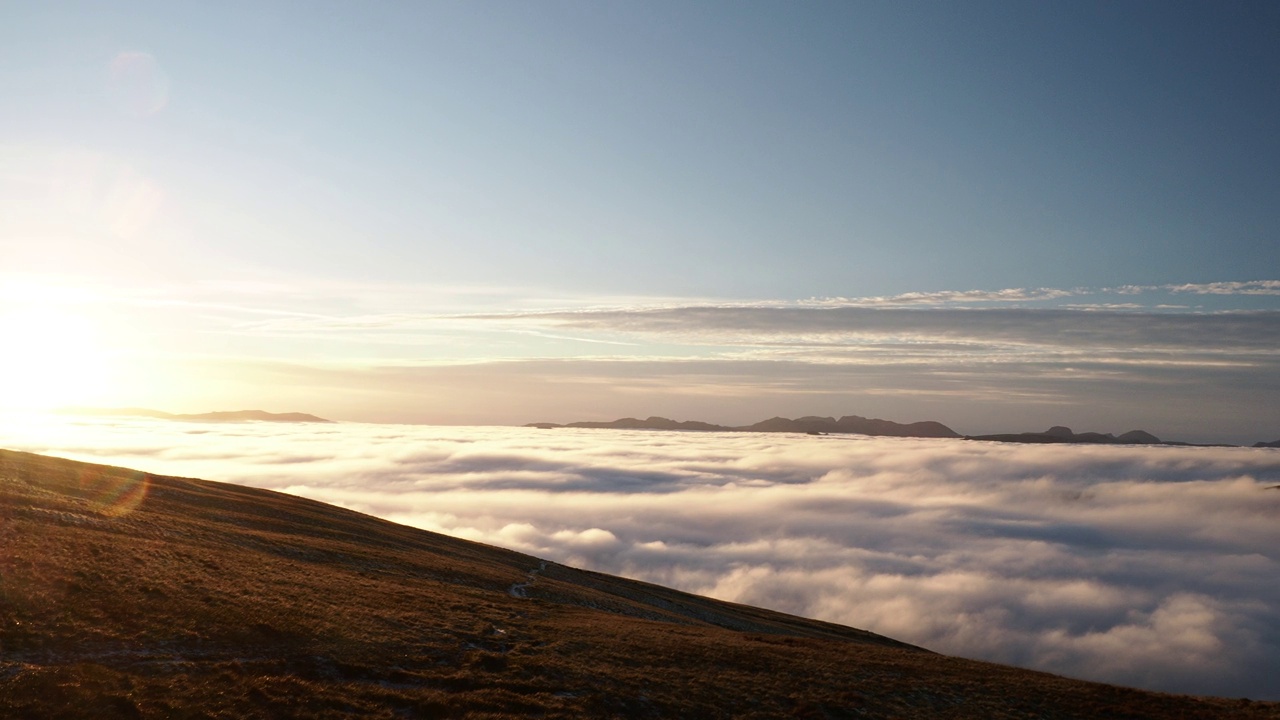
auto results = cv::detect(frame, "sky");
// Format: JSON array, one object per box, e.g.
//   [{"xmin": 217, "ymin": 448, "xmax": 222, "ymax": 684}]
[
  {"xmin": 2, "ymin": 1, "xmax": 1279, "ymax": 441},
  {"xmin": 4, "ymin": 416, "xmax": 1278, "ymax": 699}
]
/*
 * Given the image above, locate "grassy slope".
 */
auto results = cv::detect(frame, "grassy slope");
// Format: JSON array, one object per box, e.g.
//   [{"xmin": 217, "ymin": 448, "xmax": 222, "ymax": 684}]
[{"xmin": 0, "ymin": 448, "xmax": 1275, "ymax": 719}]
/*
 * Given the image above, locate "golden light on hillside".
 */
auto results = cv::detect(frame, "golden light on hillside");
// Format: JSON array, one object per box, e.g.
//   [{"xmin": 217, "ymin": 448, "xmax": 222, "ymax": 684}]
[{"xmin": 0, "ymin": 286, "xmax": 114, "ymax": 410}]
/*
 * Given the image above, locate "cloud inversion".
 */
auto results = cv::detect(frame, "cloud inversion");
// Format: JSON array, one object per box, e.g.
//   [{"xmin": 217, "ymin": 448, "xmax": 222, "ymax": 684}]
[{"xmin": 5, "ymin": 416, "xmax": 1278, "ymax": 699}]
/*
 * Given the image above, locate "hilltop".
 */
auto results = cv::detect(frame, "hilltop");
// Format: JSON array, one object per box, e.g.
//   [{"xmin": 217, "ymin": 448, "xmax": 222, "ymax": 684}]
[{"xmin": 0, "ymin": 448, "xmax": 1275, "ymax": 719}]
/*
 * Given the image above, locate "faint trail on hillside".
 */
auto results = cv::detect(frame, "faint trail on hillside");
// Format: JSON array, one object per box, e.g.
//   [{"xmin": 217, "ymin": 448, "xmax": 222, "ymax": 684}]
[{"xmin": 509, "ymin": 561, "xmax": 548, "ymax": 598}]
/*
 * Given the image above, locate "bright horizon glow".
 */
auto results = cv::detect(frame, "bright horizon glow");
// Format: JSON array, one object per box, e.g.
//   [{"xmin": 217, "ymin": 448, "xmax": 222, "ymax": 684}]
[
  {"xmin": 0, "ymin": 282, "xmax": 116, "ymax": 410},
  {"xmin": 2, "ymin": 272, "xmax": 1277, "ymax": 444}
]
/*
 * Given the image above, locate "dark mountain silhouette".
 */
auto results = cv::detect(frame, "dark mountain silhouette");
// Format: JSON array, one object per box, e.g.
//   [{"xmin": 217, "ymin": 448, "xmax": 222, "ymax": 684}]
[
  {"xmin": 1117, "ymin": 430, "xmax": 1163, "ymax": 444},
  {"xmin": 61, "ymin": 408, "xmax": 333, "ymax": 423},
  {"xmin": 967, "ymin": 426, "xmax": 1164, "ymax": 445},
  {"xmin": 528, "ymin": 414, "xmax": 961, "ymax": 438},
  {"xmin": 1, "ymin": 447, "xmax": 1273, "ymax": 719},
  {"xmin": 966, "ymin": 427, "xmax": 1252, "ymax": 447},
  {"xmin": 541, "ymin": 416, "xmax": 728, "ymax": 432},
  {"xmin": 1256, "ymin": 439, "xmax": 1280, "ymax": 448}
]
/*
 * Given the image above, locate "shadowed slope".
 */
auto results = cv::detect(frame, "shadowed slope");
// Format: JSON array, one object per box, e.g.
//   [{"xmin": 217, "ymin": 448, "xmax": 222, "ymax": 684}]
[{"xmin": 0, "ymin": 449, "xmax": 1275, "ymax": 719}]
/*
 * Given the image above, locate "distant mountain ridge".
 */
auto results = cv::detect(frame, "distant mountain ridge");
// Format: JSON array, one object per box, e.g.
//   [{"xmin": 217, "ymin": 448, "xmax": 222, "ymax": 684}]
[
  {"xmin": 61, "ymin": 408, "xmax": 333, "ymax": 423},
  {"xmin": 966, "ymin": 426, "xmax": 1164, "ymax": 445},
  {"xmin": 528, "ymin": 418, "xmax": 1278, "ymax": 447},
  {"xmin": 964, "ymin": 426, "xmax": 1253, "ymax": 448},
  {"xmin": 527, "ymin": 414, "xmax": 961, "ymax": 438}
]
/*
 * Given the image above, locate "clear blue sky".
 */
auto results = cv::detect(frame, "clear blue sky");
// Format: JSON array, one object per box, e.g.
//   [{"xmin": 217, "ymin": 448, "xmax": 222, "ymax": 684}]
[{"xmin": 2, "ymin": 1, "xmax": 1278, "ymax": 440}]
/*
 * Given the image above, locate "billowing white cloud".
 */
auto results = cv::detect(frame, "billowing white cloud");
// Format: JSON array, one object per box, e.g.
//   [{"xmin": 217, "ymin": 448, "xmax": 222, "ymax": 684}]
[{"xmin": 4, "ymin": 415, "xmax": 1278, "ymax": 699}]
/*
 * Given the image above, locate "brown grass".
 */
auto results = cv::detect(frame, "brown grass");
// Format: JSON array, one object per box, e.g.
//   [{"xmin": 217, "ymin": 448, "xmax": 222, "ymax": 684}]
[{"xmin": 1, "ymin": 448, "xmax": 1275, "ymax": 719}]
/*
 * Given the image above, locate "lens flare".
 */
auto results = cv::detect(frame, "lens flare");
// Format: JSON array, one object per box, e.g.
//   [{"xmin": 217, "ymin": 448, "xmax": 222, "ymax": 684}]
[
  {"xmin": 78, "ymin": 466, "xmax": 149, "ymax": 517},
  {"xmin": 108, "ymin": 51, "xmax": 170, "ymax": 117}
]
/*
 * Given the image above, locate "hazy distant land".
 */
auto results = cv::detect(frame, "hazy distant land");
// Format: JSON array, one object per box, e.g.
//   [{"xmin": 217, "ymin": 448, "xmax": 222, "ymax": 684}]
[
  {"xmin": 963, "ymin": 425, "xmax": 1249, "ymax": 447},
  {"xmin": 528, "ymin": 414, "xmax": 960, "ymax": 438},
  {"xmin": 61, "ymin": 408, "xmax": 333, "ymax": 423},
  {"xmin": 530, "ymin": 414, "xmax": 1277, "ymax": 447}
]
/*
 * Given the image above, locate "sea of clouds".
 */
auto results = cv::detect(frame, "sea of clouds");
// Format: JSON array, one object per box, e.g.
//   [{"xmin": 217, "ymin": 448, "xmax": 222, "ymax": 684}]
[{"xmin": 4, "ymin": 415, "xmax": 1278, "ymax": 699}]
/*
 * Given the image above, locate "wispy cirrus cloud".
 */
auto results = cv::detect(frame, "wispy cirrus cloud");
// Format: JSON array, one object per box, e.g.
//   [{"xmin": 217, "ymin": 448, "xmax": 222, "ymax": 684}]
[
  {"xmin": 96, "ymin": 296, "xmax": 1280, "ymax": 441},
  {"xmin": 1155, "ymin": 280, "xmax": 1280, "ymax": 296},
  {"xmin": 518, "ymin": 306, "xmax": 1280, "ymax": 352},
  {"xmin": 1105, "ymin": 280, "xmax": 1280, "ymax": 301},
  {"xmin": 31, "ymin": 271, "xmax": 1278, "ymax": 352},
  {"xmin": 5, "ymin": 417, "xmax": 1279, "ymax": 700},
  {"xmin": 798, "ymin": 286, "xmax": 1079, "ymax": 307},
  {"xmin": 22, "ymin": 272, "xmax": 1277, "ymax": 440}
]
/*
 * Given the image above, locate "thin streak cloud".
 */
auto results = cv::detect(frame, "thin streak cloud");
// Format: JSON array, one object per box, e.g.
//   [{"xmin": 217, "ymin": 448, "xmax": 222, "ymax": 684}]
[
  {"xmin": 524, "ymin": 306, "xmax": 1280, "ymax": 355},
  {"xmin": 1165, "ymin": 281, "xmax": 1280, "ymax": 296}
]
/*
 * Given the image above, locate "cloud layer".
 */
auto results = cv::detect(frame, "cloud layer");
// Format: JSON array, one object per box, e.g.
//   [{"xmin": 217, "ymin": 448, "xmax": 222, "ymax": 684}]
[{"xmin": 5, "ymin": 415, "xmax": 1279, "ymax": 699}]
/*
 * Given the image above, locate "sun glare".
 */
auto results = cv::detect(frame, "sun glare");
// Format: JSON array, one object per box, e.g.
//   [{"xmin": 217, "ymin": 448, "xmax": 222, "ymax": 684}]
[{"xmin": 0, "ymin": 287, "xmax": 114, "ymax": 411}]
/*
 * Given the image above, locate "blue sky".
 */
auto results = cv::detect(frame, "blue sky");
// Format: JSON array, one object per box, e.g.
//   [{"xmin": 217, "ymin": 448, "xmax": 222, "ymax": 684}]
[{"xmin": 2, "ymin": 1, "xmax": 1278, "ymax": 440}]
